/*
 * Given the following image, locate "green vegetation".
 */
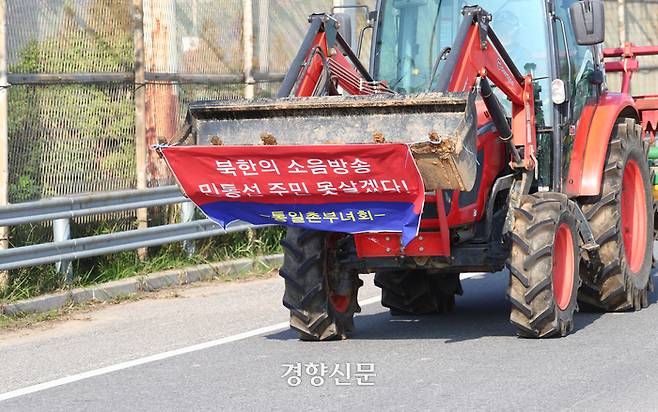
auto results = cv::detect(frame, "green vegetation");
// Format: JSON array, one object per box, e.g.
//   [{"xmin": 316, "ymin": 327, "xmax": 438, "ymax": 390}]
[
  {"xmin": 0, "ymin": 308, "xmax": 64, "ymax": 330},
  {"xmin": 8, "ymin": 6, "xmax": 135, "ymax": 203},
  {"xmin": 2, "ymin": 226, "xmax": 284, "ymax": 303}
]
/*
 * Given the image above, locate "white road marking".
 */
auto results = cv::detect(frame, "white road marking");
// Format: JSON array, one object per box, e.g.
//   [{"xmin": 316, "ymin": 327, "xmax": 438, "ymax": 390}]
[
  {"xmin": 0, "ymin": 272, "xmax": 490, "ymax": 402},
  {"xmin": 0, "ymin": 295, "xmax": 382, "ymax": 402}
]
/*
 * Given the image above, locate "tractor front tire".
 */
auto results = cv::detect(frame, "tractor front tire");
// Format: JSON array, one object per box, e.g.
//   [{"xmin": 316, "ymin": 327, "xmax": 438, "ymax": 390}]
[
  {"xmin": 578, "ymin": 119, "xmax": 654, "ymax": 311},
  {"xmin": 280, "ymin": 228, "xmax": 362, "ymax": 341},
  {"xmin": 508, "ymin": 193, "xmax": 581, "ymax": 338},
  {"xmin": 375, "ymin": 270, "xmax": 462, "ymax": 315}
]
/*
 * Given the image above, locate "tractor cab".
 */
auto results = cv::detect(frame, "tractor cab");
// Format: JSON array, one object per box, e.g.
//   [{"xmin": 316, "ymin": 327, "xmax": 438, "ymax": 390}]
[
  {"xmin": 373, "ymin": 0, "xmax": 551, "ymax": 95},
  {"xmin": 369, "ymin": 0, "xmax": 600, "ymax": 190}
]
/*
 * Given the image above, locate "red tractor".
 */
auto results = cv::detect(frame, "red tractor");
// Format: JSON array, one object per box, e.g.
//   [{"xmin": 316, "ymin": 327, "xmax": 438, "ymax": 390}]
[{"xmin": 171, "ymin": 0, "xmax": 658, "ymax": 339}]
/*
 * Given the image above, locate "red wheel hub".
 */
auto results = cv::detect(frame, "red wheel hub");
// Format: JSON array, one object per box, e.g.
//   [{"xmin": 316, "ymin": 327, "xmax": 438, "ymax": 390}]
[
  {"xmin": 621, "ymin": 159, "xmax": 648, "ymax": 273},
  {"xmin": 330, "ymin": 294, "xmax": 350, "ymax": 313},
  {"xmin": 553, "ymin": 223, "xmax": 575, "ymax": 311}
]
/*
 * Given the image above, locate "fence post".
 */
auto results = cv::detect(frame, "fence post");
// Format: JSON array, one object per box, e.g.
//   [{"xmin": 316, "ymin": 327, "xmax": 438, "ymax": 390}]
[
  {"xmin": 53, "ymin": 218, "xmax": 73, "ymax": 282},
  {"xmin": 133, "ymin": 0, "xmax": 148, "ymax": 260},
  {"xmin": 258, "ymin": 0, "xmax": 269, "ymax": 76},
  {"xmin": 243, "ymin": 0, "xmax": 255, "ymax": 99},
  {"xmin": 332, "ymin": 0, "xmax": 356, "ymax": 47},
  {"xmin": 0, "ymin": 0, "xmax": 9, "ymax": 289},
  {"xmin": 180, "ymin": 201, "xmax": 196, "ymax": 256},
  {"xmin": 145, "ymin": 0, "xmax": 178, "ymax": 185},
  {"xmin": 618, "ymin": 0, "xmax": 626, "ymax": 44}
]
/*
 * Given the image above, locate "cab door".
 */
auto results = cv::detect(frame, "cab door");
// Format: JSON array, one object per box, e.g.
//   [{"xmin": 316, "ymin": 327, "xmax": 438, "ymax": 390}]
[{"xmin": 551, "ymin": 0, "xmax": 600, "ymax": 185}]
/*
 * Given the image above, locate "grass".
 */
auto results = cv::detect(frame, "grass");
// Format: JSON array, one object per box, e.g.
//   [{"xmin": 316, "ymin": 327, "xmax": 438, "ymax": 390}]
[
  {"xmin": 0, "ymin": 309, "xmax": 64, "ymax": 330},
  {"xmin": 2, "ymin": 223, "xmax": 285, "ymax": 303},
  {"xmin": 0, "ymin": 293, "xmax": 147, "ymax": 331}
]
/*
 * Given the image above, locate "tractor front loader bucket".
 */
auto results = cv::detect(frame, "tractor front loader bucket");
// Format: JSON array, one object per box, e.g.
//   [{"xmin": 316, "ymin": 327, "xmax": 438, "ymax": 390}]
[{"xmin": 184, "ymin": 91, "xmax": 478, "ymax": 192}]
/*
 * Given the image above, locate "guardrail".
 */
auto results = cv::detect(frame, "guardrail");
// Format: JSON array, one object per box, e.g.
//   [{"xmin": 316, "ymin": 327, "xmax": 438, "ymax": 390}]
[
  {"xmin": 0, "ymin": 186, "xmax": 187, "ymax": 226},
  {"xmin": 0, "ymin": 187, "xmax": 257, "ymax": 277}
]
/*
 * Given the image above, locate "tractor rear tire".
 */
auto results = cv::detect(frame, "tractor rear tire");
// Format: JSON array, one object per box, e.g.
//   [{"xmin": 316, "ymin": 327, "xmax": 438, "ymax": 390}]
[
  {"xmin": 280, "ymin": 228, "xmax": 362, "ymax": 341},
  {"xmin": 578, "ymin": 119, "xmax": 654, "ymax": 311},
  {"xmin": 508, "ymin": 193, "xmax": 581, "ymax": 338},
  {"xmin": 375, "ymin": 270, "xmax": 462, "ymax": 315}
]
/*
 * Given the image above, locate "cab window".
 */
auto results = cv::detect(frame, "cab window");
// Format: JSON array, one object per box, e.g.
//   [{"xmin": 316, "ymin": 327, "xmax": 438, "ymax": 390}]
[{"xmin": 554, "ymin": 0, "xmax": 597, "ymax": 122}]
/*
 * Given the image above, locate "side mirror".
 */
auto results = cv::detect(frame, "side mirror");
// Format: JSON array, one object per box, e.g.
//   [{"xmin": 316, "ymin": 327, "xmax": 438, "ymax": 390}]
[
  {"xmin": 333, "ymin": 13, "xmax": 354, "ymax": 49},
  {"xmin": 569, "ymin": 0, "xmax": 605, "ymax": 45}
]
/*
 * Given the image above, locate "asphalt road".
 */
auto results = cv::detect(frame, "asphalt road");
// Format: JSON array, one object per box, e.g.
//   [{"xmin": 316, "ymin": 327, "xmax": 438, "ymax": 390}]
[{"xmin": 2, "ymin": 268, "xmax": 658, "ymax": 411}]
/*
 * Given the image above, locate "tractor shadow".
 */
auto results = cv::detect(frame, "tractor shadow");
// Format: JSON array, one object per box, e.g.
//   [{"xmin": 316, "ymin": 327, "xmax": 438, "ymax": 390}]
[
  {"xmin": 349, "ymin": 270, "xmax": 605, "ymax": 343},
  {"xmin": 267, "ymin": 270, "xmax": 658, "ymax": 343},
  {"xmin": 351, "ymin": 271, "xmax": 520, "ymax": 342}
]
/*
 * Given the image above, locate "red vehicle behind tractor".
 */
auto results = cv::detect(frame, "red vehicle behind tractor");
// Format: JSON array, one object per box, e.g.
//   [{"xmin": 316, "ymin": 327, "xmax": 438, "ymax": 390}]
[{"xmin": 167, "ymin": 0, "xmax": 658, "ymax": 340}]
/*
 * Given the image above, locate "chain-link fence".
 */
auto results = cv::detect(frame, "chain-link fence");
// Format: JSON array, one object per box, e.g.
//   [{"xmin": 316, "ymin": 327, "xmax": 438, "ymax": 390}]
[
  {"xmin": 6, "ymin": 0, "xmax": 136, "ymax": 203},
  {"xmin": 3, "ymin": 0, "xmax": 378, "ymax": 206}
]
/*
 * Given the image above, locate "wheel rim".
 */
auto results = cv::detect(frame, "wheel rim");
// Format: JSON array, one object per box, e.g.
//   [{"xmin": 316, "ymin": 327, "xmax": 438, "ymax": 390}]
[
  {"xmin": 553, "ymin": 223, "xmax": 575, "ymax": 311},
  {"xmin": 330, "ymin": 294, "xmax": 350, "ymax": 313},
  {"xmin": 621, "ymin": 159, "xmax": 648, "ymax": 273}
]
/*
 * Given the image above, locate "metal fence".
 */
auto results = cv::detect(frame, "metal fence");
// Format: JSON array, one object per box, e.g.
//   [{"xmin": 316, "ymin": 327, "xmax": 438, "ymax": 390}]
[
  {"xmin": 0, "ymin": 185, "xmax": 255, "ymax": 275},
  {"xmin": 0, "ymin": 0, "xmax": 375, "ymax": 207},
  {"xmin": 604, "ymin": 0, "xmax": 658, "ymax": 94}
]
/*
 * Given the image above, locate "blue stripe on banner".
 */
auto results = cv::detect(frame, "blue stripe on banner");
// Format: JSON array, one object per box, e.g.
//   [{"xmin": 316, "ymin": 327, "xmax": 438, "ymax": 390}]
[{"xmin": 199, "ymin": 201, "xmax": 421, "ymax": 246}]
